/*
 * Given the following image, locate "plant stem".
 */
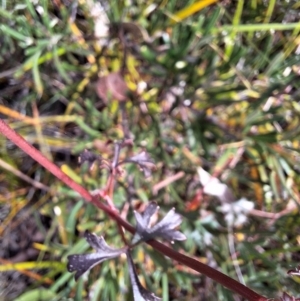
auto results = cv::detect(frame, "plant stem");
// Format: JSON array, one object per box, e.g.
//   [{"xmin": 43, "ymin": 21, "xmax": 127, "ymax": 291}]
[
  {"xmin": 0, "ymin": 119, "xmax": 269, "ymax": 301},
  {"xmin": 149, "ymin": 240, "xmax": 267, "ymax": 301}
]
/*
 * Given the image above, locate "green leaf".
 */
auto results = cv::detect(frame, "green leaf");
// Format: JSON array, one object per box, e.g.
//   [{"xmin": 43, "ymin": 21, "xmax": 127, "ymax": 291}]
[
  {"xmin": 250, "ymin": 132, "xmax": 278, "ymax": 143},
  {"xmin": 14, "ymin": 289, "xmax": 56, "ymax": 301},
  {"xmin": 0, "ymin": 24, "xmax": 33, "ymax": 44},
  {"xmin": 32, "ymin": 50, "xmax": 43, "ymax": 96}
]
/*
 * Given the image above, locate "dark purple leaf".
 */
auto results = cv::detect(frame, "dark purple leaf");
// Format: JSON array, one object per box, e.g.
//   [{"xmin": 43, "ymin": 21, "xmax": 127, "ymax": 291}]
[
  {"xmin": 132, "ymin": 202, "xmax": 186, "ymax": 244},
  {"xmin": 135, "ymin": 202, "xmax": 159, "ymax": 231},
  {"xmin": 68, "ymin": 253, "xmax": 107, "ymax": 281},
  {"xmin": 127, "ymin": 250, "xmax": 161, "ymax": 301},
  {"xmin": 67, "ymin": 231, "xmax": 126, "ymax": 280},
  {"xmin": 122, "ymin": 151, "xmax": 156, "ymax": 177},
  {"xmin": 78, "ymin": 149, "xmax": 101, "ymax": 169}
]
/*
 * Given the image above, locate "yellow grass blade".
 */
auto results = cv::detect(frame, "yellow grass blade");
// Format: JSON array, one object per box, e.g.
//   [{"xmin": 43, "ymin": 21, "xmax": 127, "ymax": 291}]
[
  {"xmin": 0, "ymin": 261, "xmax": 64, "ymax": 271},
  {"xmin": 171, "ymin": 0, "xmax": 218, "ymax": 24}
]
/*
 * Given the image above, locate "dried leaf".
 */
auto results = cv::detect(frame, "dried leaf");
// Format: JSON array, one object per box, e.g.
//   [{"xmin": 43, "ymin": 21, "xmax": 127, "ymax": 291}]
[
  {"xmin": 95, "ymin": 72, "xmax": 128, "ymax": 103},
  {"xmin": 109, "ymin": 22, "xmax": 150, "ymax": 42}
]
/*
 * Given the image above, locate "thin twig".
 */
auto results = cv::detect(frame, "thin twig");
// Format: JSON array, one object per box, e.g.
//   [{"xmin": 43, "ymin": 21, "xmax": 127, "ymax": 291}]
[
  {"xmin": 152, "ymin": 171, "xmax": 185, "ymax": 195},
  {"xmin": 0, "ymin": 158, "xmax": 50, "ymax": 191}
]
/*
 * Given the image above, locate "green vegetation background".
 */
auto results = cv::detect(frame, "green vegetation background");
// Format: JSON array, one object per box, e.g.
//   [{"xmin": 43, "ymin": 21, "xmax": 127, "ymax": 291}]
[{"xmin": 0, "ymin": 0, "xmax": 300, "ymax": 300}]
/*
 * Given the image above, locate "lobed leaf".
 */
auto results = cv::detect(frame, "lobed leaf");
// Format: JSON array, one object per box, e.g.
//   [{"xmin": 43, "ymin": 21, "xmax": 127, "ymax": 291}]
[
  {"xmin": 67, "ymin": 231, "xmax": 126, "ymax": 280},
  {"xmin": 132, "ymin": 202, "xmax": 186, "ymax": 244}
]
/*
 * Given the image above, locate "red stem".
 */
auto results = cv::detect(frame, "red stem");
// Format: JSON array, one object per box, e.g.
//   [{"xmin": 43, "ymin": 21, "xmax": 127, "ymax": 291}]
[{"xmin": 0, "ymin": 119, "xmax": 268, "ymax": 301}]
